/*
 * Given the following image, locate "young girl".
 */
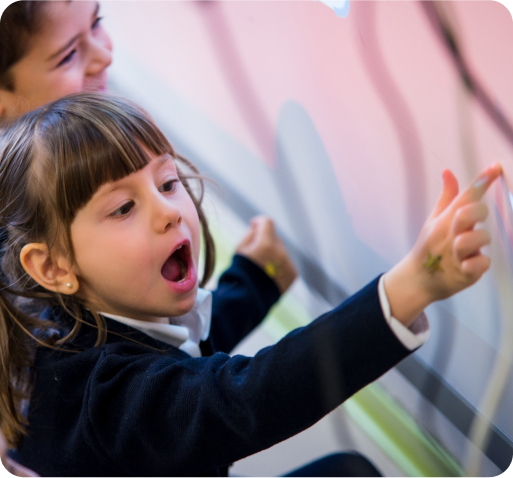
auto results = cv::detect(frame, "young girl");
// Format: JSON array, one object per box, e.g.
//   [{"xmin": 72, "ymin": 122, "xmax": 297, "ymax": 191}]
[{"xmin": 0, "ymin": 92, "xmax": 501, "ymax": 476}]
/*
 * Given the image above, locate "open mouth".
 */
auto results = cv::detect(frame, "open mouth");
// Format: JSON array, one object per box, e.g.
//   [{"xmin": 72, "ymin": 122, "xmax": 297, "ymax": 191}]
[{"xmin": 161, "ymin": 243, "xmax": 190, "ymax": 283}]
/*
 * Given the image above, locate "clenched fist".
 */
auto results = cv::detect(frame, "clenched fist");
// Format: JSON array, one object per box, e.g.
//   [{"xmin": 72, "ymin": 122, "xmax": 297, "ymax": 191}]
[{"xmin": 236, "ymin": 216, "xmax": 297, "ymax": 294}]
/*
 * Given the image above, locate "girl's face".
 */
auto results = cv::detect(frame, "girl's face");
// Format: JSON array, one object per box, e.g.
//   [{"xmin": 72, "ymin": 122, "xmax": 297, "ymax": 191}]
[
  {"xmin": 70, "ymin": 152, "xmax": 201, "ymax": 323},
  {"xmin": 0, "ymin": 1, "xmax": 112, "ymax": 118}
]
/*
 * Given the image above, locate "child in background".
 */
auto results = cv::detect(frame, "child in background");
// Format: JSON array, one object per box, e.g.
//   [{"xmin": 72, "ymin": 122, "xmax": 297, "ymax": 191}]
[
  {"xmin": 0, "ymin": 1, "xmax": 112, "ymax": 117},
  {"xmin": 0, "ymin": 93, "xmax": 501, "ymax": 476}
]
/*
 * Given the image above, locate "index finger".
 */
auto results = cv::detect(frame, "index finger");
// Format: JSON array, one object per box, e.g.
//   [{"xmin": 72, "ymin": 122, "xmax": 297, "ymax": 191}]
[{"xmin": 451, "ymin": 163, "xmax": 502, "ymax": 211}]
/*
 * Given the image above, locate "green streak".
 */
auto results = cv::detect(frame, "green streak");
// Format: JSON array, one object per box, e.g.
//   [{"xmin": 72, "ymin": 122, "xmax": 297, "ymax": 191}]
[{"xmin": 343, "ymin": 384, "xmax": 464, "ymax": 476}]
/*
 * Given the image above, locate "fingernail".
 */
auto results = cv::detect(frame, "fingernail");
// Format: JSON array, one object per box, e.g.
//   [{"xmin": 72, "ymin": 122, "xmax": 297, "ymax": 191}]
[
  {"xmin": 474, "ymin": 177, "xmax": 488, "ymax": 189},
  {"xmin": 488, "ymin": 163, "xmax": 502, "ymax": 175}
]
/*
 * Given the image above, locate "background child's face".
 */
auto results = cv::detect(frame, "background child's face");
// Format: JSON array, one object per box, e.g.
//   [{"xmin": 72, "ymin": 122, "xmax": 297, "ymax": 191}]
[
  {"xmin": 69, "ymin": 152, "xmax": 201, "ymax": 322},
  {"xmin": 0, "ymin": 1, "xmax": 112, "ymax": 118}
]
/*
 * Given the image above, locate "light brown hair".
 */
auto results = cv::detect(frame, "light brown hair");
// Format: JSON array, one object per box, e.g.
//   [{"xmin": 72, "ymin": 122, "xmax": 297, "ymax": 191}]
[{"xmin": 0, "ymin": 92, "xmax": 215, "ymax": 447}]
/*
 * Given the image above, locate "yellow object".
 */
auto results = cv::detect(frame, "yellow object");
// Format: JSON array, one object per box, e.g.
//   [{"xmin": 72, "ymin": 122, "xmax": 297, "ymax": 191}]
[
  {"xmin": 422, "ymin": 253, "xmax": 444, "ymax": 275},
  {"xmin": 264, "ymin": 262, "xmax": 279, "ymax": 278}
]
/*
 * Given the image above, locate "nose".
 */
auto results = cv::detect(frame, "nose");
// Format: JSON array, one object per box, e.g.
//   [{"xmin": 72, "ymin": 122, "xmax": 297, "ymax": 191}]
[
  {"xmin": 85, "ymin": 33, "xmax": 113, "ymax": 79},
  {"xmin": 152, "ymin": 195, "xmax": 183, "ymax": 234}
]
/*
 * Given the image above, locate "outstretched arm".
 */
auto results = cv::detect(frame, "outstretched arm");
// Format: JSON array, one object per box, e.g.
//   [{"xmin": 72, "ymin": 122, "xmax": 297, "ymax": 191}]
[{"xmin": 235, "ymin": 216, "xmax": 297, "ymax": 294}]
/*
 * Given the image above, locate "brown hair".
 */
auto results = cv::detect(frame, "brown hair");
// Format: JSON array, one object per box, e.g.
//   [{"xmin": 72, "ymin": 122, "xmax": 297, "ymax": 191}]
[
  {"xmin": 0, "ymin": 1, "xmax": 47, "ymax": 91},
  {"xmin": 0, "ymin": 92, "xmax": 215, "ymax": 447}
]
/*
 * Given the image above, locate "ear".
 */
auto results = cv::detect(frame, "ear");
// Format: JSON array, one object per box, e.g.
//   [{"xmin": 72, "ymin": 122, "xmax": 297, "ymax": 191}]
[{"xmin": 20, "ymin": 243, "xmax": 79, "ymax": 295}]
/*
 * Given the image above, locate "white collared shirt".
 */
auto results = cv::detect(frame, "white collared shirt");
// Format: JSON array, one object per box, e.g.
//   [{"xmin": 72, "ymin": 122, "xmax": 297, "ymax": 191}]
[
  {"xmin": 100, "ymin": 288, "xmax": 212, "ymax": 358},
  {"xmin": 378, "ymin": 275, "xmax": 430, "ymax": 350}
]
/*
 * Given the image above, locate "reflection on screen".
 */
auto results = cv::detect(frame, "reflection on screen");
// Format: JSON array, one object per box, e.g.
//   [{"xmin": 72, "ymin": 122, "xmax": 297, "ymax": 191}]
[{"xmin": 318, "ymin": 0, "xmax": 350, "ymax": 18}]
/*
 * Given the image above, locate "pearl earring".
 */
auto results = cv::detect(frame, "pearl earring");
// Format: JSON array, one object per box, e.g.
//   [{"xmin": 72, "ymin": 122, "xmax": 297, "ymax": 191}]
[{"xmin": 66, "ymin": 283, "xmax": 72, "ymax": 289}]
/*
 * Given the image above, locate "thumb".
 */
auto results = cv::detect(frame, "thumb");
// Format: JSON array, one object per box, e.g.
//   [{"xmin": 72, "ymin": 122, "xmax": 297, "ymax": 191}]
[{"xmin": 430, "ymin": 169, "xmax": 459, "ymax": 219}]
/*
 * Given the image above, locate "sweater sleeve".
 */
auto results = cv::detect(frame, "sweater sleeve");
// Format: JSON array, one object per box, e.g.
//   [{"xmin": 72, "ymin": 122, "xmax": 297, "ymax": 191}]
[
  {"xmin": 85, "ymin": 276, "xmax": 413, "ymax": 476},
  {"xmin": 207, "ymin": 254, "xmax": 281, "ymax": 354}
]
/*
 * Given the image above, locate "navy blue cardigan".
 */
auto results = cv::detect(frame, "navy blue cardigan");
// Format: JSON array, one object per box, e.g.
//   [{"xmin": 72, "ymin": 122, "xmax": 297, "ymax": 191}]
[{"xmin": 12, "ymin": 256, "xmax": 412, "ymax": 477}]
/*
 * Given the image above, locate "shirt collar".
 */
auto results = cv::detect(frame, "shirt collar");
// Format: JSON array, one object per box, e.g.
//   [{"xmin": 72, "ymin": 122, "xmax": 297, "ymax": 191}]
[{"xmin": 99, "ymin": 288, "xmax": 212, "ymax": 358}]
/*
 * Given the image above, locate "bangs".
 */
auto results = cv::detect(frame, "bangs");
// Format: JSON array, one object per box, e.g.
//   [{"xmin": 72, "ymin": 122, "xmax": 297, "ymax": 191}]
[{"xmin": 34, "ymin": 94, "xmax": 174, "ymax": 224}]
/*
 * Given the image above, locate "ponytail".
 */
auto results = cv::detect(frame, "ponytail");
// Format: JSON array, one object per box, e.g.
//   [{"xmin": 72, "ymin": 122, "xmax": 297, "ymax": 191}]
[
  {"xmin": 0, "ymin": 280, "xmax": 41, "ymax": 447},
  {"xmin": 0, "ymin": 273, "xmax": 88, "ymax": 447}
]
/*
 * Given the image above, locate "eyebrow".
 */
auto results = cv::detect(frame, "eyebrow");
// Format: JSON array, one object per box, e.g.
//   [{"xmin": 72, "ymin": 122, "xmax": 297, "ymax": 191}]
[
  {"xmin": 158, "ymin": 154, "xmax": 173, "ymax": 166},
  {"xmin": 46, "ymin": 2, "xmax": 100, "ymax": 62},
  {"xmin": 95, "ymin": 155, "xmax": 174, "ymax": 198}
]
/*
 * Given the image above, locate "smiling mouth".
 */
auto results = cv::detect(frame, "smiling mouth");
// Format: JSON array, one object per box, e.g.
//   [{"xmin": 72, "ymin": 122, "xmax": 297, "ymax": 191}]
[{"xmin": 161, "ymin": 243, "xmax": 190, "ymax": 282}]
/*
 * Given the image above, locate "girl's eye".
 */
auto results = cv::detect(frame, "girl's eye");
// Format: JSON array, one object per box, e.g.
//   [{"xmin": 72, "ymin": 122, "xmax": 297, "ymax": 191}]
[
  {"xmin": 110, "ymin": 201, "xmax": 134, "ymax": 218},
  {"xmin": 57, "ymin": 50, "xmax": 76, "ymax": 67},
  {"xmin": 159, "ymin": 180, "xmax": 179, "ymax": 193},
  {"xmin": 92, "ymin": 16, "xmax": 103, "ymax": 30}
]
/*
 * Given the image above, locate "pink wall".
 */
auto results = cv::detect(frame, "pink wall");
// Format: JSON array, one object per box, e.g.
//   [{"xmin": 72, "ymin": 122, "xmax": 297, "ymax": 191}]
[{"xmin": 105, "ymin": 1, "xmax": 513, "ymax": 260}]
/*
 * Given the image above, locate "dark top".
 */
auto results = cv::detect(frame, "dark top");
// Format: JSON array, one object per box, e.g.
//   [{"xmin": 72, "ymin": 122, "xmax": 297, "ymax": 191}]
[{"xmin": 12, "ymin": 255, "xmax": 412, "ymax": 477}]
